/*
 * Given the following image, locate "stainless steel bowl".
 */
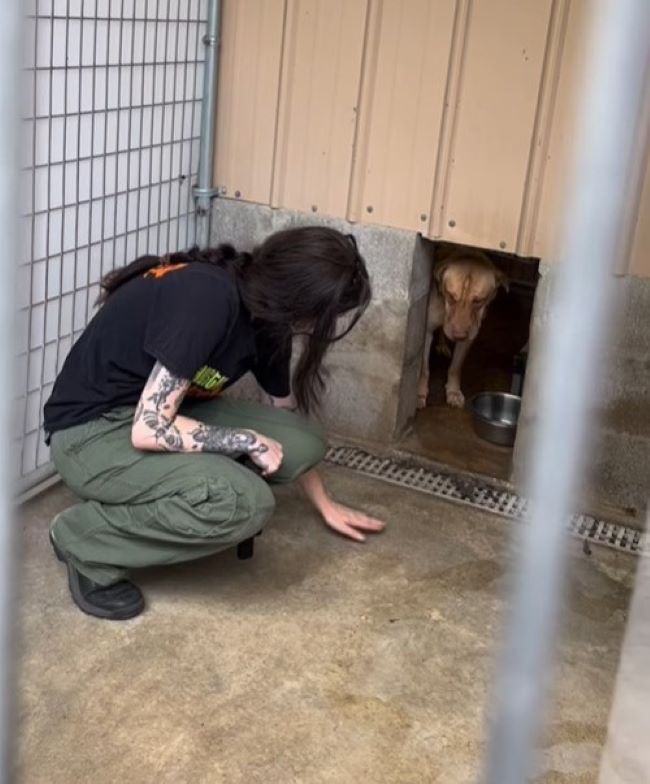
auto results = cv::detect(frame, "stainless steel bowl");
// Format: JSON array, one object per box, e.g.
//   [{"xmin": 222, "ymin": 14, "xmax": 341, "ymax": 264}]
[{"xmin": 471, "ymin": 392, "xmax": 522, "ymax": 447}]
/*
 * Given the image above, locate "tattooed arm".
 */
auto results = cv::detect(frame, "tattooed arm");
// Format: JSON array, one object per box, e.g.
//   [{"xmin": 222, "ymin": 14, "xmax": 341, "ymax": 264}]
[{"xmin": 131, "ymin": 362, "xmax": 283, "ymax": 476}]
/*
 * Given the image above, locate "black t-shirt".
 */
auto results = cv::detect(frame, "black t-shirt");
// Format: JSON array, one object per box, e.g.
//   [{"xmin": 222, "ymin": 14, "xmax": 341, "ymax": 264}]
[{"xmin": 43, "ymin": 262, "xmax": 291, "ymax": 440}]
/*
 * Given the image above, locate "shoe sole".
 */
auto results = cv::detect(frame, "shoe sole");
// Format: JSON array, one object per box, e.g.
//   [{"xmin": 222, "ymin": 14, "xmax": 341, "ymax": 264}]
[{"xmin": 49, "ymin": 529, "xmax": 144, "ymax": 621}]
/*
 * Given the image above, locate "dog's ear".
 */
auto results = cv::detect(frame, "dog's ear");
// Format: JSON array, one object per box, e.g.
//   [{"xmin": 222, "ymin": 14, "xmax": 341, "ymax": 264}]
[
  {"xmin": 495, "ymin": 268, "xmax": 509, "ymax": 292},
  {"xmin": 433, "ymin": 261, "xmax": 449, "ymax": 288}
]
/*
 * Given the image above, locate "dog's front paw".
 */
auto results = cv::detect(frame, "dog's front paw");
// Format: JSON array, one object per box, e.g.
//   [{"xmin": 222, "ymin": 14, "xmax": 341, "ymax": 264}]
[
  {"xmin": 445, "ymin": 386, "xmax": 465, "ymax": 408},
  {"xmin": 417, "ymin": 393, "xmax": 428, "ymax": 409}
]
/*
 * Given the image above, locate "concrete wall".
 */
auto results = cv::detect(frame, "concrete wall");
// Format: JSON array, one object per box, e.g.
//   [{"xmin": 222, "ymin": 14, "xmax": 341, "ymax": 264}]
[
  {"xmin": 211, "ymin": 198, "xmax": 429, "ymax": 445},
  {"xmin": 513, "ymin": 265, "xmax": 650, "ymax": 521}
]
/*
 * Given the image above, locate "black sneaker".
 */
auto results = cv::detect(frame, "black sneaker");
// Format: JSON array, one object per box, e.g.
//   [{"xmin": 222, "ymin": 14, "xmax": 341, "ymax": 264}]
[{"xmin": 49, "ymin": 527, "xmax": 145, "ymax": 621}]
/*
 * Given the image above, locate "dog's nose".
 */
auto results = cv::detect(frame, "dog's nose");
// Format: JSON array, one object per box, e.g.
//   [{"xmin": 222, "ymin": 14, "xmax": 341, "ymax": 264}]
[{"xmin": 444, "ymin": 324, "xmax": 471, "ymax": 342}]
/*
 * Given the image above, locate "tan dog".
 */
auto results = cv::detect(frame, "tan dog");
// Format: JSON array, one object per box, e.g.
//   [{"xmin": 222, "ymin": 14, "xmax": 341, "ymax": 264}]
[{"xmin": 417, "ymin": 249, "xmax": 507, "ymax": 409}]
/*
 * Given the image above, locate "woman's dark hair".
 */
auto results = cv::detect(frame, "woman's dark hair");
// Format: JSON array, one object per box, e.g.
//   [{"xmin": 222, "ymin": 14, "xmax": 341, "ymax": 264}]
[{"xmin": 98, "ymin": 226, "xmax": 372, "ymax": 413}]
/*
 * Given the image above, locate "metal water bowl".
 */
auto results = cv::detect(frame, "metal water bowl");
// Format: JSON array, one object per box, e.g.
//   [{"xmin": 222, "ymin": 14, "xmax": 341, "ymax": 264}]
[{"xmin": 471, "ymin": 392, "xmax": 522, "ymax": 447}]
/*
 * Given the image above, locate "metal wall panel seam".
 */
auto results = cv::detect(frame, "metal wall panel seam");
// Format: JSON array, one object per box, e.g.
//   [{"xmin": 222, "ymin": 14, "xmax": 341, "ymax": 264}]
[
  {"xmin": 427, "ymin": 0, "xmax": 471, "ymax": 240},
  {"xmin": 270, "ymin": 0, "xmax": 295, "ymax": 209},
  {"xmin": 516, "ymin": 0, "xmax": 570, "ymax": 257},
  {"xmin": 345, "ymin": 0, "xmax": 376, "ymax": 224},
  {"xmin": 267, "ymin": 0, "xmax": 289, "ymax": 207}
]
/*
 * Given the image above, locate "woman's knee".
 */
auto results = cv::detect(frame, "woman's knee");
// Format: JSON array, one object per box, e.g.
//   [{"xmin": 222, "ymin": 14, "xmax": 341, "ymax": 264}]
[{"xmin": 273, "ymin": 423, "xmax": 327, "ymax": 484}]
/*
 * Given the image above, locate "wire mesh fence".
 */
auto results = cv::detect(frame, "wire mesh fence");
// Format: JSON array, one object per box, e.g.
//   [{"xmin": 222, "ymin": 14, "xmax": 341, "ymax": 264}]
[{"xmin": 17, "ymin": 0, "xmax": 208, "ymax": 490}]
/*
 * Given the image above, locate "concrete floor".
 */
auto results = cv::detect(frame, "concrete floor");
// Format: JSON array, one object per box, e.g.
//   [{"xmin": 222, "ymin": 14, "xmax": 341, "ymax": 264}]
[
  {"xmin": 401, "ymin": 406, "xmax": 514, "ymax": 482},
  {"xmin": 15, "ymin": 465, "xmax": 635, "ymax": 783}
]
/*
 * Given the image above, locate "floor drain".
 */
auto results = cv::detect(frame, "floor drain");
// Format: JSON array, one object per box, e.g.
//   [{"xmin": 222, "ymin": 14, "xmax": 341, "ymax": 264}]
[{"xmin": 325, "ymin": 446, "xmax": 647, "ymax": 558}]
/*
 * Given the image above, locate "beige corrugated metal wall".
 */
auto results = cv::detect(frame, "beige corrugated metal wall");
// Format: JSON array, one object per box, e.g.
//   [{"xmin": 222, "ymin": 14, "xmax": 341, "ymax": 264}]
[{"xmin": 214, "ymin": 0, "xmax": 650, "ymax": 277}]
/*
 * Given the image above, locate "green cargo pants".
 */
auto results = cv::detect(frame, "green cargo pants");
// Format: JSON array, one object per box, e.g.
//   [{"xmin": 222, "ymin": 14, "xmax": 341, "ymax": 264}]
[{"xmin": 49, "ymin": 398, "xmax": 327, "ymax": 585}]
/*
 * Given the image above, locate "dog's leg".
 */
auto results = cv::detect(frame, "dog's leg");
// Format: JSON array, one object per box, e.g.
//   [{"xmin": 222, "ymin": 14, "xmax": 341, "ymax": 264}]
[
  {"xmin": 435, "ymin": 329, "xmax": 452, "ymax": 358},
  {"xmin": 417, "ymin": 287, "xmax": 445, "ymax": 409},
  {"xmin": 445, "ymin": 338, "xmax": 473, "ymax": 408},
  {"xmin": 417, "ymin": 326, "xmax": 435, "ymax": 409}
]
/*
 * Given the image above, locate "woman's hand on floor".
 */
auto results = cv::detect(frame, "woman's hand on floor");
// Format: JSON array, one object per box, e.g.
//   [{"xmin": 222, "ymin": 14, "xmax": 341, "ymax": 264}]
[
  {"xmin": 321, "ymin": 502, "xmax": 385, "ymax": 543},
  {"xmin": 298, "ymin": 470, "xmax": 386, "ymax": 542}
]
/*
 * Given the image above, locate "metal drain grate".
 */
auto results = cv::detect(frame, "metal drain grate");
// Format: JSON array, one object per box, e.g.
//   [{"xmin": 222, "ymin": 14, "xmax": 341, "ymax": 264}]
[{"xmin": 325, "ymin": 446, "xmax": 648, "ymax": 558}]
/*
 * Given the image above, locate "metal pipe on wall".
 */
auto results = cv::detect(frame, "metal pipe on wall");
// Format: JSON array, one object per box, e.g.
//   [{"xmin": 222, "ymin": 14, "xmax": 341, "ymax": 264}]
[
  {"xmin": 481, "ymin": 2, "xmax": 650, "ymax": 783},
  {"xmin": 194, "ymin": 0, "xmax": 222, "ymax": 249}
]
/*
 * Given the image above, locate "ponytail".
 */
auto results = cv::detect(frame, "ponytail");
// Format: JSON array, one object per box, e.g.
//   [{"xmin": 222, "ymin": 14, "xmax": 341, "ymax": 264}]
[{"xmin": 96, "ymin": 244, "xmax": 244, "ymax": 305}]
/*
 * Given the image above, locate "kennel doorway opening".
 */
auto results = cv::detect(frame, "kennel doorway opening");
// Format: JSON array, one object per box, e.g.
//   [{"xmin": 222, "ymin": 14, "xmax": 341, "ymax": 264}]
[{"xmin": 401, "ymin": 242, "xmax": 540, "ymax": 482}]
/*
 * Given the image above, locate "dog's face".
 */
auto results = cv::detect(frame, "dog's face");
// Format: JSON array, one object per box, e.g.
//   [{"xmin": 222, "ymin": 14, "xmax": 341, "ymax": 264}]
[{"xmin": 436, "ymin": 256, "xmax": 507, "ymax": 341}]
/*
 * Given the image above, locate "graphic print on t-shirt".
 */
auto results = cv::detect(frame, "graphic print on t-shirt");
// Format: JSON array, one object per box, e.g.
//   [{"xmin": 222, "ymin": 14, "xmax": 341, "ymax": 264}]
[
  {"xmin": 187, "ymin": 365, "xmax": 229, "ymax": 399},
  {"xmin": 145, "ymin": 263, "xmax": 188, "ymax": 279}
]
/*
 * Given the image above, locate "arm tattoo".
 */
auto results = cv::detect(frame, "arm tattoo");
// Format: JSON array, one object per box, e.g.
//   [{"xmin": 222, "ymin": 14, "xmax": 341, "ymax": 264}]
[
  {"xmin": 146, "ymin": 362, "xmax": 186, "ymax": 411},
  {"xmin": 149, "ymin": 361, "xmax": 163, "ymax": 384},
  {"xmin": 190, "ymin": 424, "xmax": 266, "ymax": 456},
  {"xmin": 142, "ymin": 409, "xmax": 184, "ymax": 451},
  {"xmin": 135, "ymin": 363, "xmax": 267, "ymax": 456},
  {"xmin": 134, "ymin": 362, "xmax": 190, "ymax": 451}
]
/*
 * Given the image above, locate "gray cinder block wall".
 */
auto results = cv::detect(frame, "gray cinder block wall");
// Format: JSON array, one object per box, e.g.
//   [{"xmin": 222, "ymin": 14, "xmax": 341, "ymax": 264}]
[
  {"xmin": 210, "ymin": 198, "xmax": 430, "ymax": 445},
  {"xmin": 512, "ymin": 264, "xmax": 650, "ymax": 520}
]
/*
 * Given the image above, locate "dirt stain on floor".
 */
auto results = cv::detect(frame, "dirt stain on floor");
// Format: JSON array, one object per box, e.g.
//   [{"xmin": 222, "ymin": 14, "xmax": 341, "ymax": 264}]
[
  {"xmin": 543, "ymin": 720, "xmax": 607, "ymax": 748},
  {"xmin": 419, "ymin": 559, "xmax": 504, "ymax": 593},
  {"xmin": 566, "ymin": 571, "xmax": 630, "ymax": 622}
]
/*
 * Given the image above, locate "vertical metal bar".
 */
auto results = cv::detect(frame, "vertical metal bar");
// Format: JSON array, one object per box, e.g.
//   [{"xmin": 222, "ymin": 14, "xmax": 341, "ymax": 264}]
[
  {"xmin": 53, "ymin": 3, "xmax": 71, "ymax": 387},
  {"xmin": 194, "ymin": 0, "xmax": 221, "ymax": 249},
  {"xmin": 123, "ymin": 0, "xmax": 138, "ymax": 264},
  {"xmin": 146, "ymin": 0, "xmax": 163, "ymax": 252},
  {"xmin": 165, "ymin": 2, "xmax": 182, "ymax": 253},
  {"xmin": 186, "ymin": 1, "xmax": 202, "ymax": 249},
  {"xmin": 156, "ymin": 0, "xmax": 171, "ymax": 255},
  {"xmin": 177, "ymin": 0, "xmax": 193, "ymax": 249},
  {"xmin": 0, "ymin": 0, "xmax": 23, "ymax": 776},
  {"xmin": 111, "ymin": 2, "xmax": 126, "ymax": 272},
  {"xmin": 83, "ymin": 6, "xmax": 99, "ymax": 333},
  {"xmin": 72, "ymin": 3, "xmax": 86, "ymax": 344},
  {"xmin": 155, "ymin": 0, "xmax": 172, "ymax": 255},
  {"xmin": 482, "ymin": 3, "xmax": 650, "ymax": 783},
  {"xmin": 134, "ymin": 0, "xmax": 150, "ymax": 258},
  {"xmin": 20, "ymin": 2, "xmax": 40, "ymax": 475},
  {"xmin": 99, "ymin": 2, "xmax": 114, "ymax": 287},
  {"xmin": 32, "ymin": 2, "xmax": 56, "ymax": 469}
]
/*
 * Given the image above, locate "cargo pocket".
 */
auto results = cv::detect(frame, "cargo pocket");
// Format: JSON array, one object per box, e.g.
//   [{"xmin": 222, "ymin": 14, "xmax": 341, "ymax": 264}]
[{"xmin": 171, "ymin": 476, "xmax": 248, "ymax": 538}]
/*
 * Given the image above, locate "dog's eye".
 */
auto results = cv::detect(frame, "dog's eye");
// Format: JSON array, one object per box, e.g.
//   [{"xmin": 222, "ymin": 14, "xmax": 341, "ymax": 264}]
[{"xmin": 472, "ymin": 298, "xmax": 486, "ymax": 307}]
